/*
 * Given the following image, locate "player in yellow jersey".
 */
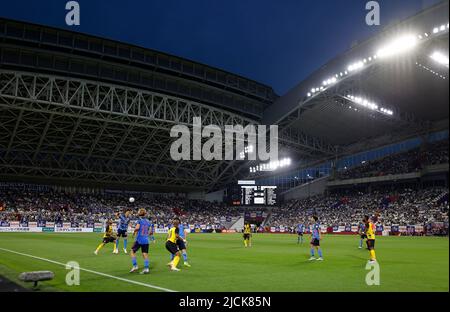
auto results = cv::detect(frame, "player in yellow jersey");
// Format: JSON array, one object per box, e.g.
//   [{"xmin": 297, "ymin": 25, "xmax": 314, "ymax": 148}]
[
  {"xmin": 243, "ymin": 222, "xmax": 252, "ymax": 248},
  {"xmin": 165, "ymin": 217, "xmax": 182, "ymax": 271},
  {"xmin": 94, "ymin": 219, "xmax": 117, "ymax": 255},
  {"xmin": 363, "ymin": 215, "xmax": 377, "ymax": 263}
]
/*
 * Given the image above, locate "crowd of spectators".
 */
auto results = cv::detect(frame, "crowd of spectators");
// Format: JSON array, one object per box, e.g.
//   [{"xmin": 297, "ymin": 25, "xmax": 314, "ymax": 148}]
[
  {"xmin": 267, "ymin": 186, "xmax": 449, "ymax": 228},
  {"xmin": 336, "ymin": 140, "xmax": 449, "ymax": 180},
  {"xmin": 0, "ymin": 187, "xmax": 241, "ymax": 229},
  {"xmin": 1, "ymin": 184, "xmax": 448, "ymax": 232}
]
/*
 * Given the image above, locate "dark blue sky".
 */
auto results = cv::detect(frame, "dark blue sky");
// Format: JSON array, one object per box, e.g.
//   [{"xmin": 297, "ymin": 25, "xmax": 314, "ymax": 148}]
[{"xmin": 0, "ymin": 0, "xmax": 442, "ymax": 94}]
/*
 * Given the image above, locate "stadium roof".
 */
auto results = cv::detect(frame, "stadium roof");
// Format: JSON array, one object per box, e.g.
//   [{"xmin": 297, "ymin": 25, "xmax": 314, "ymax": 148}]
[
  {"xmin": 0, "ymin": 16, "xmax": 276, "ymax": 192},
  {"xmin": 264, "ymin": 1, "xmax": 449, "ymax": 159},
  {"xmin": 0, "ymin": 2, "xmax": 448, "ymax": 192},
  {"xmin": 0, "ymin": 17, "xmax": 277, "ymax": 121}
]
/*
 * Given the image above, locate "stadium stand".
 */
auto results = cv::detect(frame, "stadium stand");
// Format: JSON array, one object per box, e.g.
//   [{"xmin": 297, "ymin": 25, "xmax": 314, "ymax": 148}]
[
  {"xmin": 0, "ymin": 3, "xmax": 448, "ymax": 239},
  {"xmin": 335, "ymin": 140, "xmax": 449, "ymax": 180},
  {"xmin": 1, "ymin": 182, "xmax": 448, "ymax": 234},
  {"xmin": 0, "ymin": 185, "xmax": 244, "ymax": 229},
  {"xmin": 268, "ymin": 186, "xmax": 448, "ymax": 230}
]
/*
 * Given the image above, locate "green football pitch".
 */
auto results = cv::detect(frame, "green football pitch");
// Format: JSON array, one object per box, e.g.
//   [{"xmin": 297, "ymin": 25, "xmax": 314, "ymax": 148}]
[{"xmin": 0, "ymin": 233, "xmax": 448, "ymax": 292}]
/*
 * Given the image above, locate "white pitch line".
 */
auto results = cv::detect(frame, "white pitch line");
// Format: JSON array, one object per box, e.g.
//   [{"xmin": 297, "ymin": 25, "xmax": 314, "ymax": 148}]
[{"xmin": 0, "ymin": 247, "xmax": 177, "ymax": 292}]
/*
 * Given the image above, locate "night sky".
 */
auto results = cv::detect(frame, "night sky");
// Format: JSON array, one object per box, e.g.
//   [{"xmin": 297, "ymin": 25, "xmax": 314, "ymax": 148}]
[{"xmin": 0, "ymin": 0, "xmax": 442, "ymax": 94}]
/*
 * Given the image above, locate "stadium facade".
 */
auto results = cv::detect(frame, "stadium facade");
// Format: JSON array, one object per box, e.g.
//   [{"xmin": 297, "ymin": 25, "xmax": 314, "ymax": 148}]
[
  {"xmin": 0, "ymin": 1, "xmax": 449, "ymax": 199},
  {"xmin": 253, "ymin": 1, "xmax": 449, "ymax": 199},
  {"xmin": 0, "ymin": 16, "xmax": 278, "ymax": 192}
]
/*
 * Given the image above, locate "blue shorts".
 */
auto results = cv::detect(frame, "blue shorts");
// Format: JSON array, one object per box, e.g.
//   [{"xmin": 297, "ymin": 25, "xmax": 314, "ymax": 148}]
[{"xmin": 311, "ymin": 238, "xmax": 320, "ymax": 246}]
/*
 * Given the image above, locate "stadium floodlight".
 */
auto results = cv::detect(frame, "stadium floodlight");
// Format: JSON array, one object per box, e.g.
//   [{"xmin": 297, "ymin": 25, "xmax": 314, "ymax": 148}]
[
  {"xmin": 345, "ymin": 94, "xmax": 393, "ymax": 116},
  {"xmin": 303, "ymin": 21, "xmax": 450, "ymax": 101},
  {"xmin": 431, "ymin": 24, "xmax": 449, "ymax": 34},
  {"xmin": 380, "ymin": 108, "xmax": 394, "ymax": 116},
  {"xmin": 376, "ymin": 35, "xmax": 417, "ymax": 58},
  {"xmin": 430, "ymin": 51, "xmax": 449, "ymax": 67},
  {"xmin": 323, "ymin": 77, "xmax": 338, "ymax": 86},
  {"xmin": 240, "ymin": 145, "xmax": 255, "ymax": 160},
  {"xmin": 250, "ymin": 157, "xmax": 292, "ymax": 173},
  {"xmin": 348, "ymin": 61, "xmax": 364, "ymax": 72}
]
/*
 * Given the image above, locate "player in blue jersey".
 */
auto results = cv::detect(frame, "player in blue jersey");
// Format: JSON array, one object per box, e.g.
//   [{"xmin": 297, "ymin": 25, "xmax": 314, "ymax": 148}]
[
  {"xmin": 129, "ymin": 208, "xmax": 151, "ymax": 274},
  {"xmin": 297, "ymin": 222, "xmax": 305, "ymax": 244},
  {"xmin": 149, "ymin": 222, "xmax": 156, "ymax": 244},
  {"xmin": 114, "ymin": 209, "xmax": 131, "ymax": 254},
  {"xmin": 173, "ymin": 222, "xmax": 191, "ymax": 267},
  {"xmin": 358, "ymin": 222, "xmax": 367, "ymax": 249},
  {"xmin": 309, "ymin": 215, "xmax": 323, "ymax": 261}
]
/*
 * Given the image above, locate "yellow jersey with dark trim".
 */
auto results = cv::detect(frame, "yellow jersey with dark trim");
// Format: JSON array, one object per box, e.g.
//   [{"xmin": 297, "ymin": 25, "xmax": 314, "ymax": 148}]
[
  {"xmin": 167, "ymin": 226, "xmax": 179, "ymax": 243},
  {"xmin": 103, "ymin": 224, "xmax": 113, "ymax": 238},
  {"xmin": 366, "ymin": 222, "xmax": 375, "ymax": 240},
  {"xmin": 244, "ymin": 224, "xmax": 251, "ymax": 234}
]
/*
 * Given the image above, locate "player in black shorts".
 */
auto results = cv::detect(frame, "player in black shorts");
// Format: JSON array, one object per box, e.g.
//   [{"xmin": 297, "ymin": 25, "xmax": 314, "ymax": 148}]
[
  {"xmin": 243, "ymin": 222, "xmax": 252, "ymax": 247},
  {"xmin": 94, "ymin": 219, "xmax": 116, "ymax": 255},
  {"xmin": 166, "ymin": 218, "xmax": 181, "ymax": 271}
]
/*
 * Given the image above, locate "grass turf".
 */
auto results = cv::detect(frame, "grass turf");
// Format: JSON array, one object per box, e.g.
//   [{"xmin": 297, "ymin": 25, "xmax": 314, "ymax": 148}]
[{"xmin": 0, "ymin": 233, "xmax": 448, "ymax": 292}]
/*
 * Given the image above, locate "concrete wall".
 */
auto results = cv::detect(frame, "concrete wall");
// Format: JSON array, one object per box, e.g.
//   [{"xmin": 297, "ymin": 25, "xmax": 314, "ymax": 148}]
[
  {"xmin": 281, "ymin": 176, "xmax": 329, "ymax": 201},
  {"xmin": 327, "ymin": 172, "xmax": 421, "ymax": 187},
  {"xmin": 187, "ymin": 189, "xmax": 225, "ymax": 202},
  {"xmin": 327, "ymin": 164, "xmax": 449, "ymax": 187},
  {"xmin": 204, "ymin": 189, "xmax": 225, "ymax": 202}
]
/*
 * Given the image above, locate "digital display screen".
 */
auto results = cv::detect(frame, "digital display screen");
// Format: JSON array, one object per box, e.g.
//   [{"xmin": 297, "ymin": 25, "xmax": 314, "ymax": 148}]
[{"xmin": 241, "ymin": 185, "xmax": 277, "ymax": 205}]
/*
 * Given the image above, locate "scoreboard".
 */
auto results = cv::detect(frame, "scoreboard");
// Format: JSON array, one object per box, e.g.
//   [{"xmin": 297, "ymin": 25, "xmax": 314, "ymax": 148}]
[{"xmin": 241, "ymin": 185, "xmax": 277, "ymax": 206}]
